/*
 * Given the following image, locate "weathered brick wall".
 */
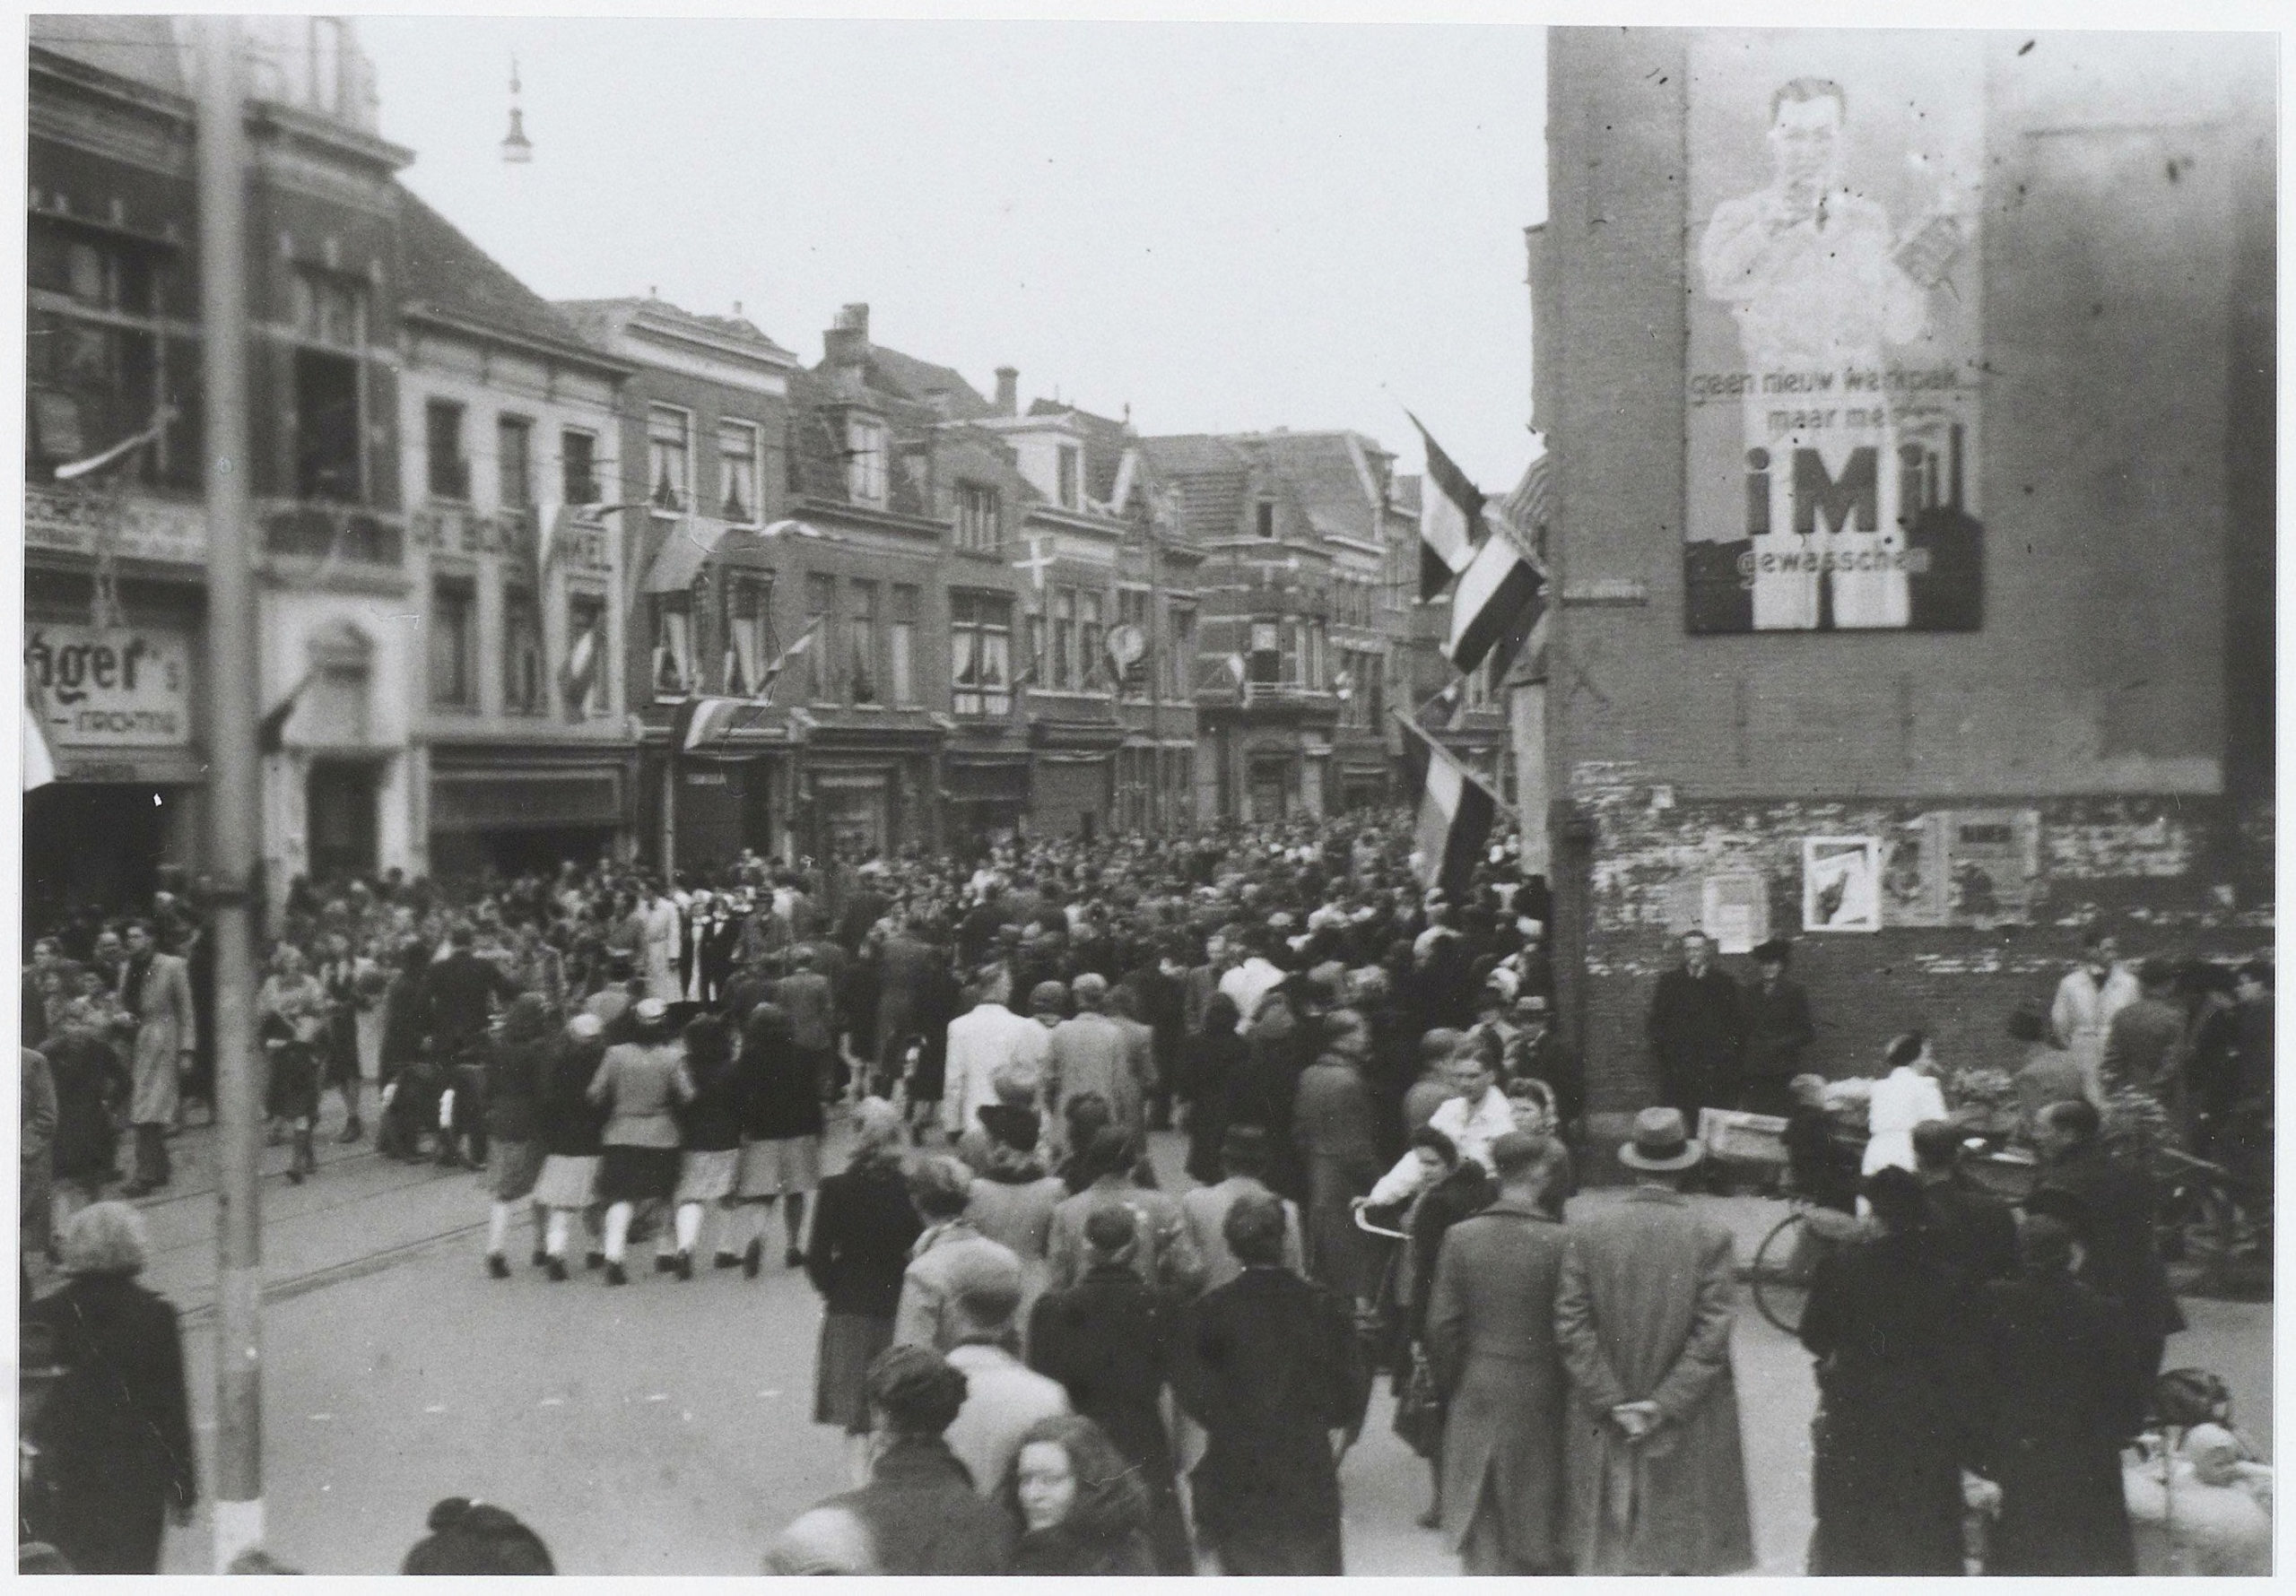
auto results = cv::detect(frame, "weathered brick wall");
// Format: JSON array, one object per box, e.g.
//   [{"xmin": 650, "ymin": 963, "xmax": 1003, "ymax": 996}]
[{"xmin": 1567, "ymin": 761, "xmax": 2274, "ymax": 1113}]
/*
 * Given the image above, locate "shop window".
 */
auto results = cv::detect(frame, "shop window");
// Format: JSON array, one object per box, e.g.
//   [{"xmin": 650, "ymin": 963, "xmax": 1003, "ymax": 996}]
[
  {"xmin": 498, "ymin": 415, "xmax": 533, "ymax": 509},
  {"xmin": 952, "ymin": 590, "xmax": 1012, "ymax": 716},
  {"xmin": 724, "ymin": 577, "xmax": 770, "ymax": 697},
  {"xmin": 718, "ymin": 418, "xmax": 761, "ymax": 525},
  {"xmin": 430, "ymin": 577, "xmax": 475, "ymax": 709},
  {"xmin": 889, "ymin": 585, "xmax": 918, "ymax": 706},
  {"xmin": 652, "ymin": 595, "xmax": 694, "ymax": 700},
  {"xmin": 1052, "ymin": 588, "xmax": 1076, "ymax": 690},
  {"xmin": 503, "ymin": 585, "xmax": 544, "ymax": 715},
  {"xmin": 957, "ymin": 481, "xmax": 1000, "ymax": 551},
  {"xmin": 561, "ymin": 428, "xmax": 600, "ymax": 505},
  {"xmin": 846, "ymin": 416, "xmax": 887, "ymax": 507},
  {"xmin": 849, "ymin": 580, "xmax": 879, "ymax": 705},
  {"xmin": 567, "ymin": 591, "xmax": 607, "ymax": 716},
  {"xmin": 648, "ymin": 404, "xmax": 691, "ymax": 512},
  {"xmin": 804, "ymin": 573, "xmax": 836, "ymax": 700}
]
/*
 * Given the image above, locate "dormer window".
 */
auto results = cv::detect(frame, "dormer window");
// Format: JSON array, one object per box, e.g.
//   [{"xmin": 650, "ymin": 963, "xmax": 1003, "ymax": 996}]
[
  {"xmin": 846, "ymin": 416, "xmax": 887, "ymax": 507},
  {"xmin": 1057, "ymin": 444, "xmax": 1082, "ymax": 509},
  {"xmin": 1256, "ymin": 499, "xmax": 1276, "ymax": 538}
]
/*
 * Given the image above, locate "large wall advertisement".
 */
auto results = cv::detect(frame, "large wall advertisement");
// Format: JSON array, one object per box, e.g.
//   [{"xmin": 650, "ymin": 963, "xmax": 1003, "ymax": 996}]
[{"xmin": 1685, "ymin": 31, "xmax": 1986, "ymax": 634}]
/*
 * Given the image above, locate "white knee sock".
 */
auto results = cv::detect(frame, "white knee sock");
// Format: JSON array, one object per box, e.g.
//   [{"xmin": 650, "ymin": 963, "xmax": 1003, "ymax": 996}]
[
  {"xmin": 674, "ymin": 1201, "xmax": 703, "ymax": 1255},
  {"xmin": 487, "ymin": 1201, "xmax": 513, "ymax": 1257},
  {"xmin": 604, "ymin": 1201, "xmax": 633, "ymax": 1262},
  {"xmin": 545, "ymin": 1209, "xmax": 572, "ymax": 1259}
]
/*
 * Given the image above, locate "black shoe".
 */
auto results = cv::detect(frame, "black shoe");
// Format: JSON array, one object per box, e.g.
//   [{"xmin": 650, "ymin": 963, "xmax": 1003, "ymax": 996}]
[
  {"xmin": 675, "ymin": 1251, "xmax": 694, "ymax": 1282},
  {"xmin": 744, "ymin": 1238, "xmax": 763, "ymax": 1280},
  {"xmin": 604, "ymin": 1262, "xmax": 628, "ymax": 1287},
  {"xmin": 544, "ymin": 1256, "xmax": 569, "ymax": 1283},
  {"xmin": 337, "ymin": 1118, "xmax": 364, "ymax": 1144},
  {"xmin": 487, "ymin": 1253, "xmax": 511, "ymax": 1279},
  {"xmin": 531, "ymin": 1248, "xmax": 549, "ymax": 1270},
  {"xmin": 785, "ymin": 1247, "xmax": 805, "ymax": 1271},
  {"xmin": 714, "ymin": 1252, "xmax": 743, "ymax": 1271},
  {"xmin": 654, "ymin": 1254, "xmax": 676, "ymax": 1275},
  {"xmin": 586, "ymin": 1252, "xmax": 605, "ymax": 1271},
  {"xmin": 284, "ymin": 1168, "xmax": 304, "ymax": 1186}
]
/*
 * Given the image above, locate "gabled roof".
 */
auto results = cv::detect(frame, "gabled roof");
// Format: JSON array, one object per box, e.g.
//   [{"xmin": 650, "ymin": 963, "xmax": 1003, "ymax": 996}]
[
  {"xmin": 1029, "ymin": 401, "xmax": 1131, "ymax": 507},
  {"xmin": 398, "ymin": 188, "xmax": 618, "ymax": 365},
  {"xmin": 862, "ymin": 345, "xmax": 998, "ymax": 421},
  {"xmin": 1140, "ymin": 434, "xmax": 1252, "ymax": 543},
  {"xmin": 783, "ymin": 366, "xmax": 938, "ymax": 520},
  {"xmin": 1247, "ymin": 430, "xmax": 1384, "ymax": 543}
]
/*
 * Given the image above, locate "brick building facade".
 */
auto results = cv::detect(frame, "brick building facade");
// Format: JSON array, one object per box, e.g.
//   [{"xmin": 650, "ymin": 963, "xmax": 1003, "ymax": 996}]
[{"xmin": 1536, "ymin": 29, "xmax": 2275, "ymax": 1138}]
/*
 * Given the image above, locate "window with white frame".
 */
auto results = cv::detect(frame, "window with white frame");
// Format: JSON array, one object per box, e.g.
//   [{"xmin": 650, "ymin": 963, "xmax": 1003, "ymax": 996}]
[
  {"xmin": 846, "ymin": 415, "xmax": 887, "ymax": 506},
  {"xmin": 890, "ymin": 585, "xmax": 918, "ymax": 706},
  {"xmin": 957, "ymin": 481, "xmax": 1000, "ymax": 551},
  {"xmin": 566, "ymin": 591, "xmax": 607, "ymax": 716},
  {"xmin": 502, "ymin": 585, "xmax": 544, "ymax": 715},
  {"xmin": 849, "ymin": 580, "xmax": 880, "ymax": 704},
  {"xmin": 561, "ymin": 428, "xmax": 600, "ymax": 506},
  {"xmin": 951, "ymin": 590, "xmax": 1012, "ymax": 716},
  {"xmin": 718, "ymin": 418, "xmax": 761, "ymax": 525},
  {"xmin": 652, "ymin": 595, "xmax": 694, "ymax": 699},
  {"xmin": 1168, "ymin": 603, "xmax": 1196, "ymax": 698},
  {"xmin": 1052, "ymin": 588, "xmax": 1077, "ymax": 690},
  {"xmin": 497, "ymin": 414, "xmax": 533, "ymax": 509},
  {"xmin": 648, "ymin": 404, "xmax": 691, "ymax": 512},
  {"xmin": 723, "ymin": 575, "xmax": 770, "ymax": 697},
  {"xmin": 1080, "ymin": 590, "xmax": 1105, "ymax": 691}
]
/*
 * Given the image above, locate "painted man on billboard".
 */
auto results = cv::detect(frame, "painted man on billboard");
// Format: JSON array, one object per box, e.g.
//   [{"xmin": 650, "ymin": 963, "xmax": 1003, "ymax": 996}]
[{"xmin": 1700, "ymin": 77, "xmax": 1966, "ymax": 630}]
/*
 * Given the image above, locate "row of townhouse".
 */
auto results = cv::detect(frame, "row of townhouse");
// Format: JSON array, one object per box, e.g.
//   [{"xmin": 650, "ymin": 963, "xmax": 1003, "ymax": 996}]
[{"xmin": 25, "ymin": 17, "xmax": 1436, "ymax": 924}]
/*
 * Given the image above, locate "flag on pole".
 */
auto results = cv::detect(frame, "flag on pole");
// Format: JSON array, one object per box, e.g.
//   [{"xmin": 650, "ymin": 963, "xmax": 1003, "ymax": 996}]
[
  {"xmin": 1409, "ymin": 411, "xmax": 1485, "ymax": 601},
  {"xmin": 52, "ymin": 403, "xmax": 177, "ymax": 481},
  {"xmin": 1399, "ymin": 715, "xmax": 1499, "ymax": 900},
  {"xmin": 670, "ymin": 695, "xmax": 747, "ymax": 753},
  {"xmin": 758, "ymin": 614, "xmax": 824, "ymax": 698},
  {"xmin": 257, "ymin": 667, "xmax": 317, "ymax": 754},
  {"xmin": 1444, "ymin": 511, "xmax": 1546, "ymax": 679},
  {"xmin": 22, "ymin": 697, "xmax": 57, "ymax": 792}
]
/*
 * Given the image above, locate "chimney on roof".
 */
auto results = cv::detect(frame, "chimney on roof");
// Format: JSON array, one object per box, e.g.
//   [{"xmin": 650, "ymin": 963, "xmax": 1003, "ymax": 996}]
[
  {"xmin": 995, "ymin": 366, "xmax": 1018, "ymax": 418},
  {"xmin": 823, "ymin": 302, "xmax": 871, "ymax": 391}
]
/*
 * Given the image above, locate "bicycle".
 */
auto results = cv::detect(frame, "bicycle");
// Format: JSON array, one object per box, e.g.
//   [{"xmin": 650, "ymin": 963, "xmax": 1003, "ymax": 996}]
[
  {"xmin": 1748, "ymin": 1199, "xmax": 1865, "ymax": 1336},
  {"xmin": 2156, "ymin": 1143, "xmax": 2271, "ymax": 1296}
]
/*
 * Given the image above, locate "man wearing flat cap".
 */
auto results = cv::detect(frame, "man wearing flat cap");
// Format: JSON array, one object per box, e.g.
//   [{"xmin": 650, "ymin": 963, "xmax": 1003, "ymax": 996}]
[{"xmin": 1553, "ymin": 1108, "xmax": 1753, "ymax": 1574}]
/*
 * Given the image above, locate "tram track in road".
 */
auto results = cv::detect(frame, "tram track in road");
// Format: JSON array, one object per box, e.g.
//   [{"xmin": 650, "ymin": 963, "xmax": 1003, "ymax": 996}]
[{"xmin": 175, "ymin": 1213, "xmax": 489, "ymax": 1327}]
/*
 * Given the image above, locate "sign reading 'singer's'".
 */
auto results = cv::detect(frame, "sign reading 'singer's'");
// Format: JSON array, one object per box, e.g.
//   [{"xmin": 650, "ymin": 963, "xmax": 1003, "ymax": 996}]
[{"xmin": 25, "ymin": 623, "xmax": 192, "ymax": 747}]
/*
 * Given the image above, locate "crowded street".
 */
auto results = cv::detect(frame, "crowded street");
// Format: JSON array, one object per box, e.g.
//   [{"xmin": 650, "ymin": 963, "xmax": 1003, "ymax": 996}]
[{"xmin": 19, "ymin": 14, "xmax": 2278, "ymax": 1580}]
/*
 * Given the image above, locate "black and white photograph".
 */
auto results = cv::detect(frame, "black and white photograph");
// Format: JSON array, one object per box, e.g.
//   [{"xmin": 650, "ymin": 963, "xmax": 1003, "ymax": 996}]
[{"xmin": 13, "ymin": 6, "xmax": 2277, "ymax": 1577}]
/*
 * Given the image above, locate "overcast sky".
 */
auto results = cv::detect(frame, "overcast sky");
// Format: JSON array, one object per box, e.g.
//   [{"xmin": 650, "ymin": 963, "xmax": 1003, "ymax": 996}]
[{"xmin": 360, "ymin": 18, "xmax": 1547, "ymax": 494}]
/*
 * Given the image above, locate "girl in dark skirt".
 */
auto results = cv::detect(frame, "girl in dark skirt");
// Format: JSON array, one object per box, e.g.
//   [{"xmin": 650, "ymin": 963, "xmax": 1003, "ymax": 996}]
[
  {"xmin": 586, "ymin": 998, "xmax": 693, "ymax": 1287},
  {"xmin": 665, "ymin": 1014, "xmax": 743, "ymax": 1279},
  {"xmin": 804, "ymin": 1098, "xmax": 922, "ymax": 1483}
]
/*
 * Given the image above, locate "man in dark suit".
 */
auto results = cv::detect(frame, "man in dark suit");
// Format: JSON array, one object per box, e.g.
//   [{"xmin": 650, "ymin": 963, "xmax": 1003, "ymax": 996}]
[
  {"xmin": 2100, "ymin": 958, "xmax": 2185, "ymax": 1099},
  {"xmin": 1178, "ymin": 1192, "xmax": 1364, "ymax": 1574},
  {"xmin": 1426, "ymin": 1132, "xmax": 1570, "ymax": 1574},
  {"xmin": 1910, "ymin": 1120, "xmax": 2018, "ymax": 1288},
  {"xmin": 1026, "ymin": 1205, "xmax": 1192, "ymax": 1573},
  {"xmin": 1645, "ymin": 932, "xmax": 1744, "ymax": 1122},
  {"xmin": 1736, "ymin": 939, "xmax": 1813, "ymax": 1117},
  {"xmin": 422, "ymin": 923, "xmax": 515, "ymax": 1167},
  {"xmin": 2027, "ymin": 1098, "xmax": 2186, "ymax": 1403}
]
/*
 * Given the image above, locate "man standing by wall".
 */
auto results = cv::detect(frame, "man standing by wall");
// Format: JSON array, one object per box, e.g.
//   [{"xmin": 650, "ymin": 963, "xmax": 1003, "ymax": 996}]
[
  {"xmin": 1646, "ymin": 932, "xmax": 1744, "ymax": 1123},
  {"xmin": 2050, "ymin": 930, "xmax": 2137, "ymax": 1090},
  {"xmin": 1736, "ymin": 939, "xmax": 1813, "ymax": 1117}
]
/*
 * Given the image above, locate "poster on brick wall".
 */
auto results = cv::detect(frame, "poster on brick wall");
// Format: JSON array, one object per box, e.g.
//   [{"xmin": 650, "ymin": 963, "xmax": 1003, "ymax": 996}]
[
  {"xmin": 1703, "ymin": 871, "xmax": 1770, "ymax": 954},
  {"xmin": 1804, "ymin": 836, "xmax": 1882, "ymax": 932},
  {"xmin": 1944, "ymin": 808, "xmax": 2041, "ymax": 926},
  {"xmin": 1684, "ymin": 31, "xmax": 1986, "ymax": 634},
  {"xmin": 1882, "ymin": 813, "xmax": 1948, "ymax": 927}
]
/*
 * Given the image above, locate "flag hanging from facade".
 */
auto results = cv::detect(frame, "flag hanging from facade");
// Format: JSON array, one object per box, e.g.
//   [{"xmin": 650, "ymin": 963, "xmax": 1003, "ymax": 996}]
[
  {"xmin": 758, "ymin": 614, "xmax": 824, "ymax": 698},
  {"xmin": 257, "ymin": 667, "xmax": 317, "ymax": 755},
  {"xmin": 22, "ymin": 698, "xmax": 57, "ymax": 791},
  {"xmin": 671, "ymin": 695, "xmax": 749, "ymax": 753},
  {"xmin": 1399, "ymin": 714, "xmax": 1498, "ymax": 899},
  {"xmin": 1444, "ymin": 512, "xmax": 1546, "ymax": 679},
  {"xmin": 1410, "ymin": 412, "xmax": 1485, "ymax": 602}
]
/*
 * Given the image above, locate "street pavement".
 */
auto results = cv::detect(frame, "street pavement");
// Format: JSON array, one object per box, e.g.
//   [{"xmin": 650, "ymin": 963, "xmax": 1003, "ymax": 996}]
[{"xmin": 115, "ymin": 1117, "xmax": 2272, "ymax": 1575}]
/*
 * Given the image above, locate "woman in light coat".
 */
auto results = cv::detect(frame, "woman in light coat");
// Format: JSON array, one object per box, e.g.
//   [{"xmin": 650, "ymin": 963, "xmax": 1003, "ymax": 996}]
[
  {"xmin": 1862, "ymin": 1031, "xmax": 1949, "ymax": 1178},
  {"xmin": 587, "ymin": 997, "xmax": 693, "ymax": 1285}
]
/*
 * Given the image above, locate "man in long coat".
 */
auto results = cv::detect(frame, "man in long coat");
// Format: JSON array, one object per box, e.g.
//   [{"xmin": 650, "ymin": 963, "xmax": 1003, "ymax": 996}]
[
  {"xmin": 117, "ymin": 922, "xmax": 196, "ymax": 1196},
  {"xmin": 1975, "ymin": 1214, "xmax": 2142, "ymax": 1574},
  {"xmin": 1426, "ymin": 1132, "xmax": 1570, "ymax": 1573},
  {"xmin": 1178, "ymin": 1192, "xmax": 1364, "ymax": 1574},
  {"xmin": 1553, "ymin": 1108, "xmax": 1753, "ymax": 1574},
  {"xmin": 1645, "ymin": 932, "xmax": 1744, "ymax": 1120},
  {"xmin": 2027, "ymin": 1097, "xmax": 2186, "ymax": 1401}
]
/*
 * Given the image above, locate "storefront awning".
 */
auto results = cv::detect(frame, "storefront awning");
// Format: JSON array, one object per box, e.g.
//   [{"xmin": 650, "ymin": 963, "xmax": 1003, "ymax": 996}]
[{"xmin": 642, "ymin": 517, "xmax": 731, "ymax": 594}]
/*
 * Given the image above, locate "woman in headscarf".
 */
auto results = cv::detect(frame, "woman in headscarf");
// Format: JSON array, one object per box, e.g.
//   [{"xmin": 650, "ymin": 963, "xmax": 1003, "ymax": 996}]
[
  {"xmin": 481, "ymin": 993, "xmax": 554, "ymax": 1278},
  {"xmin": 805, "ymin": 1098, "xmax": 925, "ymax": 1483},
  {"xmin": 999, "ymin": 1414, "xmax": 1156, "ymax": 1575},
  {"xmin": 665, "ymin": 1013, "xmax": 743, "ymax": 1279},
  {"xmin": 586, "ymin": 997, "xmax": 693, "ymax": 1287}
]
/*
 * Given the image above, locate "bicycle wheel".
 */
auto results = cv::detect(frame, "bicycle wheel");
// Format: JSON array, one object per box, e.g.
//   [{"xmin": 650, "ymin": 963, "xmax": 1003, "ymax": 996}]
[{"xmin": 1750, "ymin": 1211, "xmax": 1810, "ymax": 1336}]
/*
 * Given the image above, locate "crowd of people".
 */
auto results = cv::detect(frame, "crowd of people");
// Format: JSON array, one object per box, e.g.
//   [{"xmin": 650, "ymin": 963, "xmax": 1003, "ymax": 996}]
[{"xmin": 13, "ymin": 805, "xmax": 2274, "ymax": 1575}]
